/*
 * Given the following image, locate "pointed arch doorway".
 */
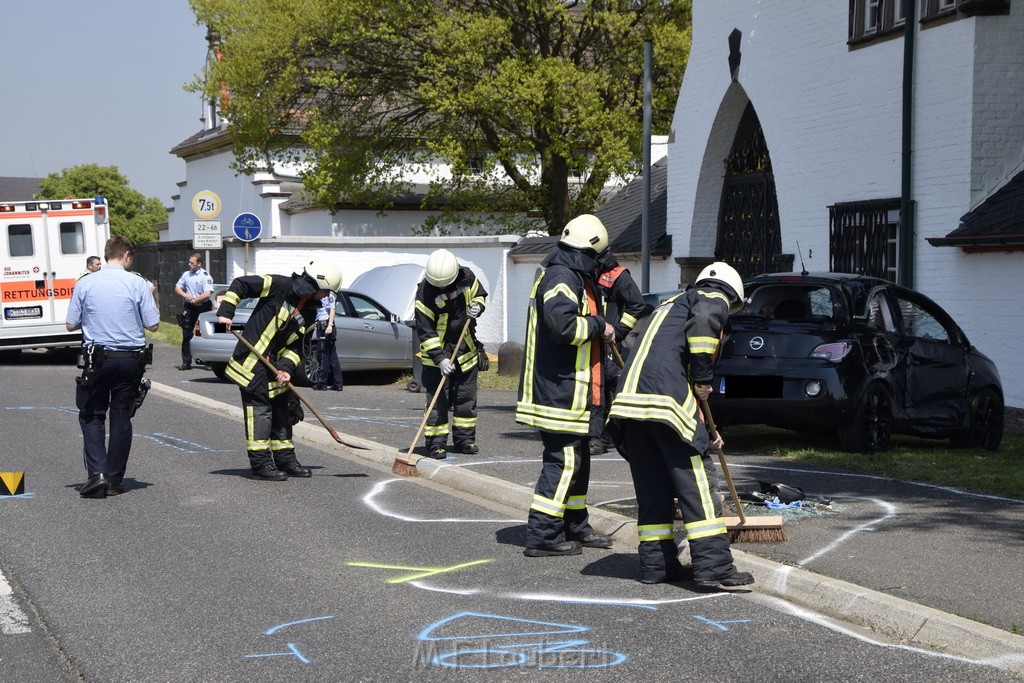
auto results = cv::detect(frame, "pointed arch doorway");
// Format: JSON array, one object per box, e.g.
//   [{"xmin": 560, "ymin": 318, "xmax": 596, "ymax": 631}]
[{"xmin": 716, "ymin": 103, "xmax": 782, "ymax": 278}]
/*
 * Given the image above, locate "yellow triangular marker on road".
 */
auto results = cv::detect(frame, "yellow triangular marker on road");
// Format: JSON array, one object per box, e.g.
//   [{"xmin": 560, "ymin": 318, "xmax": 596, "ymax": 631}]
[{"xmin": 0, "ymin": 471, "xmax": 25, "ymax": 496}]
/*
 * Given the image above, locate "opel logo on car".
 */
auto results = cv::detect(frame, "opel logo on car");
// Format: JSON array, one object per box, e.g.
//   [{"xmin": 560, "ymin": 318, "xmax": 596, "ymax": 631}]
[{"xmin": 750, "ymin": 336, "xmax": 765, "ymax": 350}]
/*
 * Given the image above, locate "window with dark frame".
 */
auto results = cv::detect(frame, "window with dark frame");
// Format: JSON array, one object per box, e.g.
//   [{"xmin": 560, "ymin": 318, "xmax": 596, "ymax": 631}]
[
  {"xmin": 849, "ymin": 0, "xmax": 906, "ymax": 42},
  {"xmin": 829, "ymin": 199, "xmax": 900, "ymax": 282}
]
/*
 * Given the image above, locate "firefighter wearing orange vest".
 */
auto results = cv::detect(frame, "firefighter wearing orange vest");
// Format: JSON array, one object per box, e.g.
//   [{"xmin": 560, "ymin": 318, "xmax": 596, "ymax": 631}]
[{"xmin": 592, "ymin": 249, "xmax": 647, "ymax": 454}]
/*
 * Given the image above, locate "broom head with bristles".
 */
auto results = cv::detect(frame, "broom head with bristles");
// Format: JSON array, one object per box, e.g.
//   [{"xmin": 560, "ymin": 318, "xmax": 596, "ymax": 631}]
[
  {"xmin": 392, "ymin": 455, "xmax": 419, "ymax": 477},
  {"xmin": 722, "ymin": 515, "xmax": 790, "ymax": 543}
]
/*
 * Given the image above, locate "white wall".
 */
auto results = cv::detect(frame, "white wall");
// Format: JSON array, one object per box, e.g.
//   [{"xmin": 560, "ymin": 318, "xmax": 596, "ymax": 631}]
[{"xmin": 670, "ymin": 0, "xmax": 1024, "ymax": 408}]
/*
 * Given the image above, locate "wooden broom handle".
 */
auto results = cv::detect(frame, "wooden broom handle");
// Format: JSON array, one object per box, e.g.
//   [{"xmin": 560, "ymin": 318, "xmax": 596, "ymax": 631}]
[
  {"xmin": 403, "ymin": 316, "xmax": 474, "ymax": 460},
  {"xmin": 698, "ymin": 395, "xmax": 747, "ymax": 525}
]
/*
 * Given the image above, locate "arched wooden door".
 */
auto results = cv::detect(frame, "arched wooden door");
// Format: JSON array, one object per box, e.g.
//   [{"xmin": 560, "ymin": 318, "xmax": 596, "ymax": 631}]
[{"xmin": 716, "ymin": 103, "xmax": 782, "ymax": 279}]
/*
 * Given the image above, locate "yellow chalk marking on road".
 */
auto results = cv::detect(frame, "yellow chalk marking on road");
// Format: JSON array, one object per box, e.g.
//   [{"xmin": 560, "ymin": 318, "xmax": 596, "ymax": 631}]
[{"xmin": 348, "ymin": 559, "xmax": 493, "ymax": 583}]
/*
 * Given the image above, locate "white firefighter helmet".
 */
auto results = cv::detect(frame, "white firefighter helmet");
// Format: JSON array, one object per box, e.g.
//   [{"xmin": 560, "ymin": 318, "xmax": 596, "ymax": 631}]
[
  {"xmin": 559, "ymin": 214, "xmax": 608, "ymax": 253},
  {"xmin": 303, "ymin": 260, "xmax": 344, "ymax": 292},
  {"xmin": 695, "ymin": 261, "xmax": 745, "ymax": 311},
  {"xmin": 425, "ymin": 249, "xmax": 459, "ymax": 287}
]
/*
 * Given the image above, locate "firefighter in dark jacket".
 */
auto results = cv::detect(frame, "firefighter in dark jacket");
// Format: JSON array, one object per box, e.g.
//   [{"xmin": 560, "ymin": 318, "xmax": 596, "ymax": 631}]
[
  {"xmin": 591, "ymin": 248, "xmax": 647, "ymax": 455},
  {"xmin": 414, "ymin": 249, "xmax": 488, "ymax": 459},
  {"xmin": 516, "ymin": 214, "xmax": 616, "ymax": 557},
  {"xmin": 608, "ymin": 262, "xmax": 755, "ymax": 587},
  {"xmin": 217, "ymin": 260, "xmax": 343, "ymax": 481}
]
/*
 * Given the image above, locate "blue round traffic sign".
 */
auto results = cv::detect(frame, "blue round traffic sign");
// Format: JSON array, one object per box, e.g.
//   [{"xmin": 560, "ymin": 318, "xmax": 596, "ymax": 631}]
[{"xmin": 232, "ymin": 212, "xmax": 262, "ymax": 242}]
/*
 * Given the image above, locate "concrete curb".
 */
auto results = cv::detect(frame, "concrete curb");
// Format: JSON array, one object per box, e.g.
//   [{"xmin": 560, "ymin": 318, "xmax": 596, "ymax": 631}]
[{"xmin": 151, "ymin": 382, "xmax": 1024, "ymax": 677}]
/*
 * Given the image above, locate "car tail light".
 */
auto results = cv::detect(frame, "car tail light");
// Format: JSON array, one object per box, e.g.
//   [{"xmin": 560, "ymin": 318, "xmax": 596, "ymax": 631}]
[
  {"xmin": 810, "ymin": 342, "xmax": 851, "ymax": 362},
  {"xmin": 194, "ymin": 321, "xmax": 201, "ymax": 337}
]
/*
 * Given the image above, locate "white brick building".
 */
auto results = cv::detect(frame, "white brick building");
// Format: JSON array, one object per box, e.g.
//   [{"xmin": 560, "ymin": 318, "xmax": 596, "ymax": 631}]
[{"xmin": 668, "ymin": 0, "xmax": 1024, "ymax": 410}]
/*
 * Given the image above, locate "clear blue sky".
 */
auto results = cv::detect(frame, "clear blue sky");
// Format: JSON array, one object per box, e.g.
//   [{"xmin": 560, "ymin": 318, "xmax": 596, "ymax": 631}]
[{"xmin": 0, "ymin": 1, "xmax": 208, "ymax": 203}]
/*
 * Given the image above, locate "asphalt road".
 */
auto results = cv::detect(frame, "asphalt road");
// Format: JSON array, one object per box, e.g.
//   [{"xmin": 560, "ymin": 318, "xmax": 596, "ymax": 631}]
[{"xmin": 1, "ymin": 344, "xmax": 1022, "ymax": 681}]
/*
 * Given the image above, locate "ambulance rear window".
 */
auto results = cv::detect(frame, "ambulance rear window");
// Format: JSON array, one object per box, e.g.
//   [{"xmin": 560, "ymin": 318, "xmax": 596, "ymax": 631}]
[
  {"xmin": 60, "ymin": 222, "xmax": 85, "ymax": 254},
  {"xmin": 7, "ymin": 224, "xmax": 33, "ymax": 257}
]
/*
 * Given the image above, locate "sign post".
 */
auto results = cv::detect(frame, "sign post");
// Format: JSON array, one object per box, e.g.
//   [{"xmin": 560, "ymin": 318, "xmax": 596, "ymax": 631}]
[{"xmin": 232, "ymin": 213, "xmax": 262, "ymax": 275}]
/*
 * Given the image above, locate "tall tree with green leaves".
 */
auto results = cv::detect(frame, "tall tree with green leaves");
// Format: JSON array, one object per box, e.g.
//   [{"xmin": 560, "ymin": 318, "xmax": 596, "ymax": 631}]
[
  {"xmin": 37, "ymin": 164, "xmax": 165, "ymax": 244},
  {"xmin": 189, "ymin": 0, "xmax": 691, "ymax": 235}
]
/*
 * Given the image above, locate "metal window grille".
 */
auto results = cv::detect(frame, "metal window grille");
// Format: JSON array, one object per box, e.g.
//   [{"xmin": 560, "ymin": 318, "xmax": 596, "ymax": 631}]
[{"xmin": 829, "ymin": 199, "xmax": 900, "ymax": 281}]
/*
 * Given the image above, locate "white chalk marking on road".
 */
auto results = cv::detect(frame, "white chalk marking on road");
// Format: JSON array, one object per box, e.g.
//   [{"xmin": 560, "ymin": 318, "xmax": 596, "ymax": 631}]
[
  {"xmin": 0, "ymin": 569, "xmax": 31, "ymax": 634},
  {"xmin": 752, "ymin": 592, "xmax": 1022, "ymax": 672},
  {"xmin": 364, "ymin": 479, "xmax": 520, "ymax": 523},
  {"xmin": 410, "ymin": 580, "xmax": 728, "ymax": 609}
]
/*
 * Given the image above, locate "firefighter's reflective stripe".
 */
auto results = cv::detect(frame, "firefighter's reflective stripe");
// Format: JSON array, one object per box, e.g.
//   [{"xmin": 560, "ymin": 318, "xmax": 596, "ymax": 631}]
[
  {"xmin": 514, "ymin": 402, "xmax": 590, "ymax": 433},
  {"xmin": 620, "ymin": 310, "xmax": 639, "ymax": 331},
  {"xmin": 691, "ymin": 453, "xmax": 716, "ymax": 519},
  {"xmin": 268, "ymin": 383, "xmax": 289, "ymax": 398},
  {"xmin": 245, "ymin": 405, "xmax": 269, "ymax": 450},
  {"xmin": 607, "ymin": 391, "xmax": 700, "ymax": 442},
  {"xmin": 684, "ymin": 517, "xmax": 727, "ymax": 540},
  {"xmin": 619, "ymin": 304, "xmax": 672, "ymax": 395},
  {"xmin": 530, "ymin": 444, "xmax": 577, "ymax": 518},
  {"xmin": 637, "ymin": 523, "xmax": 675, "ymax": 542},
  {"xmin": 565, "ymin": 494, "xmax": 587, "ymax": 511},
  {"xmin": 223, "ymin": 290, "xmax": 242, "ymax": 307},
  {"xmin": 452, "ymin": 415, "xmax": 475, "ymax": 428},
  {"xmin": 543, "ymin": 283, "xmax": 578, "ymax": 305},
  {"xmin": 688, "ymin": 336, "xmax": 719, "ymax": 355},
  {"xmin": 271, "ymin": 439, "xmax": 295, "ymax": 452},
  {"xmin": 423, "ymin": 423, "xmax": 449, "ymax": 437}
]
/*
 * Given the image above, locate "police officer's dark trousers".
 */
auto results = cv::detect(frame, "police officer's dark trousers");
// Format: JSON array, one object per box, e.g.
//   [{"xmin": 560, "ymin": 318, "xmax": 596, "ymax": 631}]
[
  {"xmin": 421, "ymin": 363, "xmax": 478, "ymax": 450},
  {"xmin": 526, "ymin": 431, "xmax": 596, "ymax": 548},
  {"xmin": 315, "ymin": 322, "xmax": 343, "ymax": 389},
  {"xmin": 77, "ymin": 355, "xmax": 144, "ymax": 484},
  {"xmin": 619, "ymin": 420, "xmax": 737, "ymax": 581},
  {"xmin": 239, "ymin": 369, "xmax": 300, "ymax": 472},
  {"xmin": 180, "ymin": 300, "xmax": 212, "ymax": 365}
]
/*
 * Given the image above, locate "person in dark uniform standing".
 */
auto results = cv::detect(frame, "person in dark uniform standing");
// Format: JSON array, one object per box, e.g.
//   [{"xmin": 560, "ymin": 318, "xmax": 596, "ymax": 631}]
[
  {"xmin": 174, "ymin": 252, "xmax": 214, "ymax": 370},
  {"xmin": 591, "ymin": 248, "xmax": 647, "ymax": 455},
  {"xmin": 516, "ymin": 214, "xmax": 615, "ymax": 557},
  {"xmin": 414, "ymin": 249, "xmax": 487, "ymax": 459},
  {"xmin": 217, "ymin": 260, "xmax": 343, "ymax": 481},
  {"xmin": 607, "ymin": 261, "xmax": 754, "ymax": 588},
  {"xmin": 66, "ymin": 236, "xmax": 160, "ymax": 498},
  {"xmin": 313, "ymin": 290, "xmax": 344, "ymax": 391}
]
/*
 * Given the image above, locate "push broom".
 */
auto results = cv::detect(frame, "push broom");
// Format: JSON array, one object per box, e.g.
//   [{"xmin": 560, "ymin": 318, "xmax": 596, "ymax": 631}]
[
  {"xmin": 698, "ymin": 396, "xmax": 789, "ymax": 543},
  {"xmin": 392, "ymin": 316, "xmax": 473, "ymax": 477},
  {"xmin": 231, "ymin": 331, "xmax": 370, "ymax": 450}
]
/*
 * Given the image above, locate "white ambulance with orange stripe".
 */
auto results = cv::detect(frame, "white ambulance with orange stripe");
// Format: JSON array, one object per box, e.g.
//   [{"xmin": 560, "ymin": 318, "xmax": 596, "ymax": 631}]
[{"xmin": 0, "ymin": 197, "xmax": 109, "ymax": 358}]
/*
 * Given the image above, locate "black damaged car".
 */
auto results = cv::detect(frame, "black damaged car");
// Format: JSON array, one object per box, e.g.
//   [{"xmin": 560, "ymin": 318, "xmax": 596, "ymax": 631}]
[{"xmin": 706, "ymin": 273, "xmax": 1004, "ymax": 452}]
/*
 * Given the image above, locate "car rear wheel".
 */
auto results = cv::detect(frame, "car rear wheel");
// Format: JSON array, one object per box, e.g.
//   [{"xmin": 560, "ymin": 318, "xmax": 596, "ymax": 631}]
[
  {"xmin": 950, "ymin": 387, "xmax": 1003, "ymax": 451},
  {"xmin": 209, "ymin": 363, "xmax": 228, "ymax": 381},
  {"xmin": 838, "ymin": 382, "xmax": 892, "ymax": 453}
]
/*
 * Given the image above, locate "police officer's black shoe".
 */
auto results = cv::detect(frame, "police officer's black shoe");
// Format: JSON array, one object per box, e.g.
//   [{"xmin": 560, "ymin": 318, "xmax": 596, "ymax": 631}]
[
  {"xmin": 571, "ymin": 532, "xmax": 613, "ymax": 549},
  {"xmin": 79, "ymin": 474, "xmax": 108, "ymax": 498},
  {"xmin": 106, "ymin": 481, "xmax": 126, "ymax": 496},
  {"xmin": 251, "ymin": 465, "xmax": 288, "ymax": 481},
  {"xmin": 427, "ymin": 447, "xmax": 447, "ymax": 460},
  {"xmin": 523, "ymin": 541, "xmax": 583, "ymax": 557},
  {"xmin": 278, "ymin": 462, "xmax": 312, "ymax": 478},
  {"xmin": 176, "ymin": 363, "xmax": 193, "ymax": 371},
  {"xmin": 693, "ymin": 569, "xmax": 755, "ymax": 588}
]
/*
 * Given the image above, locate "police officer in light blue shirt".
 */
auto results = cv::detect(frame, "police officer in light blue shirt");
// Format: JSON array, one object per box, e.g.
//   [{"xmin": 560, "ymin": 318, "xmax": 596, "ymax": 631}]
[
  {"xmin": 174, "ymin": 251, "xmax": 214, "ymax": 370},
  {"xmin": 314, "ymin": 291, "xmax": 344, "ymax": 391},
  {"xmin": 66, "ymin": 236, "xmax": 160, "ymax": 499}
]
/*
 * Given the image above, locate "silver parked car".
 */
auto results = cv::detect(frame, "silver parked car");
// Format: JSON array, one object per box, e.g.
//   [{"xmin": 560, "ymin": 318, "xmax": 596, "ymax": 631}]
[{"xmin": 190, "ymin": 287, "xmax": 415, "ymax": 385}]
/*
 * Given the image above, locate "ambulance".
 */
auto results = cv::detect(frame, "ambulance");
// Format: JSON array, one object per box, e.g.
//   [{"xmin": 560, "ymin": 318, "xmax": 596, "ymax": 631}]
[{"xmin": 0, "ymin": 197, "xmax": 110, "ymax": 359}]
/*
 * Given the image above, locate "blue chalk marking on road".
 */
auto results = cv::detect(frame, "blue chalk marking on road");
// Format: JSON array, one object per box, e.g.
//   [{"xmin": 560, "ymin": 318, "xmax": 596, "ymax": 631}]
[
  {"xmin": 692, "ymin": 615, "xmax": 752, "ymax": 631},
  {"xmin": 245, "ymin": 643, "xmax": 310, "ymax": 664},
  {"xmin": 0, "ymin": 493, "xmax": 33, "ymax": 500},
  {"xmin": 418, "ymin": 612, "xmax": 628, "ymax": 669},
  {"xmin": 265, "ymin": 616, "xmax": 335, "ymax": 635},
  {"xmin": 143, "ymin": 433, "xmax": 234, "ymax": 454}
]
